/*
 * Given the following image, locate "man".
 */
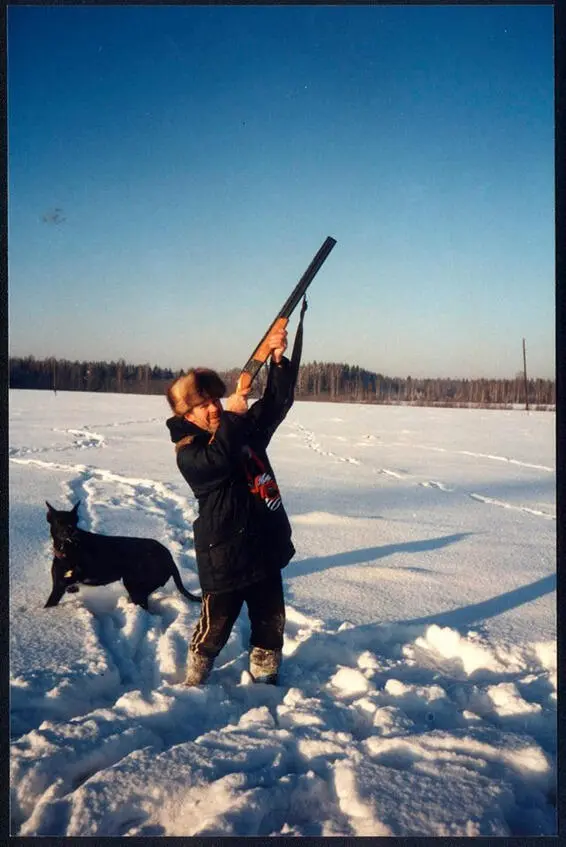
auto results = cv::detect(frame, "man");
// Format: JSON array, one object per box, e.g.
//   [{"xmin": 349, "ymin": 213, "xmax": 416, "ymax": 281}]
[{"xmin": 165, "ymin": 327, "xmax": 296, "ymax": 686}]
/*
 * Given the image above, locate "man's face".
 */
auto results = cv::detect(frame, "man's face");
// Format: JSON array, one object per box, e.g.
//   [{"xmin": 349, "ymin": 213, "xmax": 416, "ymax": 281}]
[{"xmin": 185, "ymin": 397, "xmax": 223, "ymax": 434}]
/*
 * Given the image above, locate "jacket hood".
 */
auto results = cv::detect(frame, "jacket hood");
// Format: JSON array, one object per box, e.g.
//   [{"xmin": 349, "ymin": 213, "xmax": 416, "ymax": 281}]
[{"xmin": 166, "ymin": 415, "xmax": 202, "ymax": 444}]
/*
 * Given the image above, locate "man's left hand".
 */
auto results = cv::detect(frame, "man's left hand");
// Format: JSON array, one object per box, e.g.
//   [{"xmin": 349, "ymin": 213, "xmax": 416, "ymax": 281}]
[
  {"xmin": 225, "ymin": 386, "xmax": 250, "ymax": 414},
  {"xmin": 268, "ymin": 327, "xmax": 288, "ymax": 364}
]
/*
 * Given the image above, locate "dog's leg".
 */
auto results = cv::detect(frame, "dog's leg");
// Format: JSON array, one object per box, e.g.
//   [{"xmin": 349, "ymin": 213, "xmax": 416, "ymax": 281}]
[
  {"xmin": 44, "ymin": 561, "xmax": 68, "ymax": 608},
  {"xmin": 44, "ymin": 583, "xmax": 66, "ymax": 608},
  {"xmin": 123, "ymin": 579, "xmax": 149, "ymax": 610}
]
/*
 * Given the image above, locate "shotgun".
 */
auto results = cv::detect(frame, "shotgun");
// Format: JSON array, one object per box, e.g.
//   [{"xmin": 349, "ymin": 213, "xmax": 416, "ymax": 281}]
[{"xmin": 236, "ymin": 236, "xmax": 337, "ymax": 393}]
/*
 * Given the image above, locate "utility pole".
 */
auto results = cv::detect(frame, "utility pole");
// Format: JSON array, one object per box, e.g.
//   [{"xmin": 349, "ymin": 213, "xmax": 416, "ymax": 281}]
[{"xmin": 522, "ymin": 338, "xmax": 529, "ymax": 411}]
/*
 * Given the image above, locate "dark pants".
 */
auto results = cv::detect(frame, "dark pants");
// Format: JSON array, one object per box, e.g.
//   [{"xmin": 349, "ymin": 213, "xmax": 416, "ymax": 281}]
[{"xmin": 190, "ymin": 570, "xmax": 285, "ymax": 659}]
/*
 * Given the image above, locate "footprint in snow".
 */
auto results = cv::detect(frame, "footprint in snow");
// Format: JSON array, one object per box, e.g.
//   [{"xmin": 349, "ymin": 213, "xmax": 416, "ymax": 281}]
[{"xmin": 419, "ymin": 481, "xmax": 454, "ymax": 492}]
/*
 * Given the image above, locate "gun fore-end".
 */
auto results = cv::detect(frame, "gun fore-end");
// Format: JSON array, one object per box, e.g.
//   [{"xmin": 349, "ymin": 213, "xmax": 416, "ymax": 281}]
[{"xmin": 236, "ymin": 316, "xmax": 289, "ymax": 393}]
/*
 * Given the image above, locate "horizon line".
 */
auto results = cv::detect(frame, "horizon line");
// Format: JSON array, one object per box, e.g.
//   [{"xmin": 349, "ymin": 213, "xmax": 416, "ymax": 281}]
[{"xmin": 8, "ymin": 352, "xmax": 555, "ymax": 384}]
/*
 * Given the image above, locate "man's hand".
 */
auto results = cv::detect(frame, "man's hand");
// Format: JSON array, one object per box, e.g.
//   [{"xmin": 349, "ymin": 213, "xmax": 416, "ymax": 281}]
[
  {"xmin": 225, "ymin": 386, "xmax": 250, "ymax": 415},
  {"xmin": 268, "ymin": 327, "xmax": 288, "ymax": 364}
]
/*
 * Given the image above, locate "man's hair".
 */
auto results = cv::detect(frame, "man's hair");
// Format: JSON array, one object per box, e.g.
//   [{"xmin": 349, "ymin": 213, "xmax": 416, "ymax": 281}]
[{"xmin": 166, "ymin": 368, "xmax": 226, "ymax": 416}]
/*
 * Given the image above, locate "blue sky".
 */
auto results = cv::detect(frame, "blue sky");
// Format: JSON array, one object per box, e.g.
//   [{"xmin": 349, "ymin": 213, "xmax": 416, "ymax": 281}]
[{"xmin": 8, "ymin": 5, "xmax": 554, "ymax": 379}]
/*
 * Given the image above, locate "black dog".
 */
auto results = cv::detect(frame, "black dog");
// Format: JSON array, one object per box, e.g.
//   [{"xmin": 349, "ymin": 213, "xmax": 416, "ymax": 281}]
[{"xmin": 45, "ymin": 501, "xmax": 201, "ymax": 610}]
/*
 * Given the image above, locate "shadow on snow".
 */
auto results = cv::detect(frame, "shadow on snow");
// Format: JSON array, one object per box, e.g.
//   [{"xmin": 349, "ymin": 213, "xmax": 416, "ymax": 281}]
[
  {"xmin": 398, "ymin": 572, "xmax": 556, "ymax": 631},
  {"xmin": 325, "ymin": 573, "xmax": 557, "ymax": 656},
  {"xmin": 288, "ymin": 532, "xmax": 472, "ymax": 578}
]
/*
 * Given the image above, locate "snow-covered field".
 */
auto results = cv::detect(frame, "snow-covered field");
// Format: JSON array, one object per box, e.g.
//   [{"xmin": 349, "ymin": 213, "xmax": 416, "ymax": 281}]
[{"xmin": 9, "ymin": 389, "xmax": 556, "ymax": 836}]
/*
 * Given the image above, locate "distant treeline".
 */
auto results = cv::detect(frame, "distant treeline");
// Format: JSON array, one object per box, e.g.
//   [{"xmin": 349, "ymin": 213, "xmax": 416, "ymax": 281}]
[{"xmin": 9, "ymin": 356, "xmax": 555, "ymax": 409}]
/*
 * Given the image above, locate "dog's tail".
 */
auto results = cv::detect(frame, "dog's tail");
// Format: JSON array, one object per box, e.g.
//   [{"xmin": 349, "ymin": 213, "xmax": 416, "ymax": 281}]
[{"xmin": 171, "ymin": 563, "xmax": 202, "ymax": 604}]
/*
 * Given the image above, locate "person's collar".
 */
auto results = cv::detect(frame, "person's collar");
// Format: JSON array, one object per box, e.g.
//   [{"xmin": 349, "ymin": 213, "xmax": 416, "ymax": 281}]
[{"xmin": 166, "ymin": 414, "xmax": 204, "ymax": 443}]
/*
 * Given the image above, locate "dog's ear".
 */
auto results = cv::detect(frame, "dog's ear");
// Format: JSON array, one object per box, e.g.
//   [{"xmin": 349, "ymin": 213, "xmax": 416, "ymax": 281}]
[
  {"xmin": 72, "ymin": 502, "xmax": 80, "ymax": 514},
  {"xmin": 46, "ymin": 501, "xmax": 54, "ymax": 522}
]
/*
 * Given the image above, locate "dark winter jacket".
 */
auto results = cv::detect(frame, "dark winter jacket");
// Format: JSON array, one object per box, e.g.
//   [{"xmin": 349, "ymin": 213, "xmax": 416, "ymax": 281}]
[{"xmin": 166, "ymin": 358, "xmax": 296, "ymax": 594}]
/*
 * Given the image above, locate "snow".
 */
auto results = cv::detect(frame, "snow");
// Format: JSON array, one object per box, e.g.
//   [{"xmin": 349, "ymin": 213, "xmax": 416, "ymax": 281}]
[{"xmin": 9, "ymin": 389, "xmax": 556, "ymax": 836}]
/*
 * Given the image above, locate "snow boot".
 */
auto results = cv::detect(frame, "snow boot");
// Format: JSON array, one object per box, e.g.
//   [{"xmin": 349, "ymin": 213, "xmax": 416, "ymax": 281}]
[
  {"xmin": 249, "ymin": 646, "xmax": 282, "ymax": 685},
  {"xmin": 183, "ymin": 651, "xmax": 214, "ymax": 686}
]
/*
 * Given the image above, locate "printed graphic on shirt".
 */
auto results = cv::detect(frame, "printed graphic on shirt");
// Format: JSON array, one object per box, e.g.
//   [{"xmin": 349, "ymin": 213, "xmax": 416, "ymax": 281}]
[{"xmin": 242, "ymin": 445, "xmax": 282, "ymax": 511}]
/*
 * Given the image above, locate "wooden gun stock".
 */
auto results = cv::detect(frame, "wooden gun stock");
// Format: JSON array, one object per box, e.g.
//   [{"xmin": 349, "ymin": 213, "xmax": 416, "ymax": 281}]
[{"xmin": 236, "ymin": 237, "xmax": 337, "ymax": 394}]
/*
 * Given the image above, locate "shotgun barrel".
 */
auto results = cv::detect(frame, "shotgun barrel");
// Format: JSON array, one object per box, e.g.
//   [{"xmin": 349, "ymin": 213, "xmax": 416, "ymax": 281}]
[
  {"xmin": 236, "ymin": 237, "xmax": 337, "ymax": 393},
  {"xmin": 277, "ymin": 236, "xmax": 337, "ymax": 318}
]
